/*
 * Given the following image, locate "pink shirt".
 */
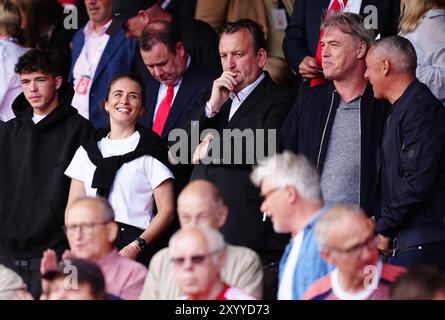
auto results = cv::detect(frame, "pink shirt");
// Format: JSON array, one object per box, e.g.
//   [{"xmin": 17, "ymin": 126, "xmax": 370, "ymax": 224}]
[
  {"xmin": 71, "ymin": 20, "xmax": 111, "ymax": 119},
  {"xmin": 97, "ymin": 249, "xmax": 147, "ymax": 300}
]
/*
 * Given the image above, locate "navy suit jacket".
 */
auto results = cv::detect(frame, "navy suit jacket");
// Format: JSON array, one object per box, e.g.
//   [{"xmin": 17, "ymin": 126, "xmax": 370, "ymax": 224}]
[
  {"xmin": 69, "ymin": 27, "xmax": 138, "ymax": 128},
  {"xmin": 139, "ymin": 62, "xmax": 214, "ymax": 142},
  {"xmin": 138, "ymin": 62, "xmax": 214, "ymax": 194},
  {"xmin": 283, "ymin": 0, "xmax": 400, "ymax": 72}
]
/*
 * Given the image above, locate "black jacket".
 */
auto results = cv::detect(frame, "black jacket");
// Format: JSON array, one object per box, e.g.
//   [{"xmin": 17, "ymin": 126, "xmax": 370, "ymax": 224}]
[
  {"xmin": 279, "ymin": 81, "xmax": 389, "ymax": 214},
  {"xmin": 191, "ymin": 72, "xmax": 295, "ymax": 251},
  {"xmin": 375, "ymin": 80, "xmax": 445, "ymax": 249},
  {"xmin": 0, "ymin": 84, "xmax": 93, "ymax": 258}
]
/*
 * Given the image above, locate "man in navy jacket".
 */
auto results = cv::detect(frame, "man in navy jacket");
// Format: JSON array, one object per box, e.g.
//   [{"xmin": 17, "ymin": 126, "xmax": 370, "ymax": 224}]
[
  {"xmin": 365, "ymin": 36, "xmax": 445, "ymax": 270},
  {"xmin": 69, "ymin": 0, "xmax": 137, "ymax": 128}
]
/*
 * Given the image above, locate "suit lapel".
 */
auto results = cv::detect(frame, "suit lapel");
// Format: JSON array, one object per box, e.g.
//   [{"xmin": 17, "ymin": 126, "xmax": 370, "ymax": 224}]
[
  {"xmin": 227, "ymin": 75, "xmax": 270, "ymax": 129},
  {"xmin": 93, "ymin": 30, "xmax": 127, "ymax": 83},
  {"xmin": 144, "ymin": 78, "xmax": 160, "ymax": 129}
]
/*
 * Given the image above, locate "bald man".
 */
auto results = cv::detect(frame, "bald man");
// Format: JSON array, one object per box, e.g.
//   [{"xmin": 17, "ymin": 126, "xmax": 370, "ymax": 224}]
[
  {"xmin": 170, "ymin": 226, "xmax": 256, "ymax": 300},
  {"xmin": 139, "ymin": 180, "xmax": 263, "ymax": 299}
]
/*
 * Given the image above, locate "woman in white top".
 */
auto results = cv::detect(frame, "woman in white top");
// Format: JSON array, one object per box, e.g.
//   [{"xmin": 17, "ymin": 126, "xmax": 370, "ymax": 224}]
[
  {"xmin": 399, "ymin": 0, "xmax": 445, "ymax": 106},
  {"xmin": 65, "ymin": 74, "xmax": 175, "ymax": 265}
]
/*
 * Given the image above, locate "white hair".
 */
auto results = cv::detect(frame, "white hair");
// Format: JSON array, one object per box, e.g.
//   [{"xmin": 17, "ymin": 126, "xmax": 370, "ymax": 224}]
[
  {"xmin": 251, "ymin": 151, "xmax": 322, "ymax": 202},
  {"xmin": 169, "ymin": 226, "xmax": 225, "ymax": 263},
  {"xmin": 314, "ymin": 204, "xmax": 366, "ymax": 248}
]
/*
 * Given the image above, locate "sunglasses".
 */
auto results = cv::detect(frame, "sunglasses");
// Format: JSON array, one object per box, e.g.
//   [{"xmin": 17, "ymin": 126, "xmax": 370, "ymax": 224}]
[{"xmin": 170, "ymin": 249, "xmax": 222, "ymax": 267}]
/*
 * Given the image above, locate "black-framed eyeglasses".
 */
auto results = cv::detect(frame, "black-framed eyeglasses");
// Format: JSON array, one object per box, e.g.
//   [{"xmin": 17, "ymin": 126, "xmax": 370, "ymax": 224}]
[
  {"xmin": 328, "ymin": 234, "xmax": 376, "ymax": 257},
  {"xmin": 63, "ymin": 221, "xmax": 111, "ymax": 235},
  {"xmin": 170, "ymin": 249, "xmax": 223, "ymax": 267}
]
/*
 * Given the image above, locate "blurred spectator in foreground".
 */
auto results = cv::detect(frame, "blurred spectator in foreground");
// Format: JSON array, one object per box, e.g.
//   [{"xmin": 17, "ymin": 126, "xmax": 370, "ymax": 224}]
[
  {"xmin": 41, "ymin": 258, "xmax": 108, "ymax": 300},
  {"xmin": 390, "ymin": 265, "xmax": 445, "ymax": 300},
  {"xmin": 170, "ymin": 226, "xmax": 257, "ymax": 300},
  {"xmin": 140, "ymin": 180, "xmax": 263, "ymax": 300},
  {"xmin": 304, "ymin": 205, "xmax": 405, "ymax": 300},
  {"xmin": 41, "ymin": 197, "xmax": 148, "ymax": 300}
]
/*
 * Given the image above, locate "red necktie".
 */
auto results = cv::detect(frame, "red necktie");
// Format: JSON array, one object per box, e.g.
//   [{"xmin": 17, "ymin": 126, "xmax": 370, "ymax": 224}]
[
  {"xmin": 152, "ymin": 86, "xmax": 174, "ymax": 136},
  {"xmin": 311, "ymin": 0, "xmax": 348, "ymax": 87}
]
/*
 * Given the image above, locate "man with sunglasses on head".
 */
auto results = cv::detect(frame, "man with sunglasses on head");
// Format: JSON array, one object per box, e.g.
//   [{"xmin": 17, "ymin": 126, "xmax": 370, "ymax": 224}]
[
  {"xmin": 169, "ymin": 226, "xmax": 256, "ymax": 300},
  {"xmin": 40, "ymin": 197, "xmax": 147, "ymax": 300},
  {"xmin": 304, "ymin": 205, "xmax": 405, "ymax": 300}
]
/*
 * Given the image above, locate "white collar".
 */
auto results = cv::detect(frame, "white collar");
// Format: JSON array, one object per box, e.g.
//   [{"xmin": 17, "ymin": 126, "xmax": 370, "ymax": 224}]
[
  {"xmin": 229, "ymin": 72, "xmax": 265, "ymax": 102},
  {"xmin": 331, "ymin": 261, "xmax": 382, "ymax": 300}
]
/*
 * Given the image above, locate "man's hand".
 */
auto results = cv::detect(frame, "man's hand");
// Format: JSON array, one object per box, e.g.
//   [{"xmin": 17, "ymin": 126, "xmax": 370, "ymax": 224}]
[
  {"xmin": 207, "ymin": 71, "xmax": 238, "ymax": 113},
  {"xmin": 192, "ymin": 132, "xmax": 214, "ymax": 164},
  {"xmin": 377, "ymin": 234, "xmax": 393, "ymax": 257},
  {"xmin": 299, "ymin": 56, "xmax": 323, "ymax": 79},
  {"xmin": 40, "ymin": 249, "xmax": 59, "ymax": 275},
  {"xmin": 119, "ymin": 242, "xmax": 140, "ymax": 260}
]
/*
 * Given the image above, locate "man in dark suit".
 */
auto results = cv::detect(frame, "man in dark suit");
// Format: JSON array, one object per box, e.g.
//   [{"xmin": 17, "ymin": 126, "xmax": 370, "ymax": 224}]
[
  {"xmin": 138, "ymin": 21, "xmax": 214, "ymax": 194},
  {"xmin": 190, "ymin": 19, "xmax": 295, "ymax": 266},
  {"xmin": 283, "ymin": 0, "xmax": 400, "ymax": 80},
  {"xmin": 69, "ymin": 0, "xmax": 137, "ymax": 128}
]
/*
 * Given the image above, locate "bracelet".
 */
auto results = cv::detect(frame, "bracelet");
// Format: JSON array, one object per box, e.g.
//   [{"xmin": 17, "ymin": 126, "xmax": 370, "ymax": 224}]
[{"xmin": 129, "ymin": 241, "xmax": 142, "ymax": 253}]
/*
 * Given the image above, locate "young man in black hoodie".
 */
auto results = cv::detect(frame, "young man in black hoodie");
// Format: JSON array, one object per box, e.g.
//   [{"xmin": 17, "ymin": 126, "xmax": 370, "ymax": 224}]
[{"xmin": 0, "ymin": 49, "xmax": 93, "ymax": 298}]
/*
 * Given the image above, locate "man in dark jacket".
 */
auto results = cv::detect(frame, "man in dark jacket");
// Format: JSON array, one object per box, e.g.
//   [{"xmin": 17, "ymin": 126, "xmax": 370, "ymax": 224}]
[
  {"xmin": 365, "ymin": 36, "xmax": 445, "ymax": 270},
  {"xmin": 190, "ymin": 19, "xmax": 295, "ymax": 266},
  {"xmin": 0, "ymin": 49, "xmax": 93, "ymax": 298},
  {"xmin": 280, "ymin": 12, "xmax": 388, "ymax": 215},
  {"xmin": 283, "ymin": 0, "xmax": 400, "ymax": 79}
]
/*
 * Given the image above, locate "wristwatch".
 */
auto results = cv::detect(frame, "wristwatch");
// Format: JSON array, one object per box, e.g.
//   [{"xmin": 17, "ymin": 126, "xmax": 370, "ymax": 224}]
[{"xmin": 135, "ymin": 237, "xmax": 147, "ymax": 251}]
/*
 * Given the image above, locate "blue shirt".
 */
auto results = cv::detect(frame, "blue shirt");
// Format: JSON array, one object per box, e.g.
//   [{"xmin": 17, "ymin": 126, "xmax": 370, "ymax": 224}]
[{"xmin": 278, "ymin": 205, "xmax": 334, "ymax": 299}]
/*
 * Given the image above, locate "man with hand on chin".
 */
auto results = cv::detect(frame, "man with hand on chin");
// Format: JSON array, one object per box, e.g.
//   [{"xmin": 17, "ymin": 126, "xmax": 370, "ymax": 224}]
[{"xmin": 190, "ymin": 19, "xmax": 295, "ymax": 267}]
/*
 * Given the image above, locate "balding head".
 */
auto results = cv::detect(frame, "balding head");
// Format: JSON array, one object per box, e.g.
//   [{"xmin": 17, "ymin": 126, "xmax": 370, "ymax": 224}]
[
  {"xmin": 169, "ymin": 226, "xmax": 225, "ymax": 299},
  {"xmin": 177, "ymin": 180, "xmax": 228, "ymax": 229},
  {"xmin": 315, "ymin": 205, "xmax": 378, "ymax": 279},
  {"xmin": 65, "ymin": 197, "xmax": 117, "ymax": 261}
]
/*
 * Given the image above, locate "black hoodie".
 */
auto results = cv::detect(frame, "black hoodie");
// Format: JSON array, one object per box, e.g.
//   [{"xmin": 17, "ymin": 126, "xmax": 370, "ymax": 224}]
[{"xmin": 0, "ymin": 83, "xmax": 93, "ymax": 259}]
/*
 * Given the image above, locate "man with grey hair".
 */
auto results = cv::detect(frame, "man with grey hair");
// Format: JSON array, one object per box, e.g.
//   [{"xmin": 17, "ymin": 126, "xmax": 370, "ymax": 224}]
[
  {"xmin": 40, "ymin": 197, "xmax": 147, "ymax": 299},
  {"xmin": 365, "ymin": 36, "xmax": 445, "ymax": 270},
  {"xmin": 304, "ymin": 205, "xmax": 405, "ymax": 300},
  {"xmin": 251, "ymin": 151, "xmax": 333, "ymax": 299},
  {"xmin": 169, "ymin": 226, "xmax": 256, "ymax": 300},
  {"xmin": 280, "ymin": 12, "xmax": 389, "ymax": 216}
]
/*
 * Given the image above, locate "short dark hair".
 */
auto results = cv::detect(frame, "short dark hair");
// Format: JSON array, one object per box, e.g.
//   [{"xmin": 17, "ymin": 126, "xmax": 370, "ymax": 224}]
[
  {"xmin": 390, "ymin": 265, "xmax": 445, "ymax": 300},
  {"xmin": 104, "ymin": 73, "xmax": 146, "ymax": 107},
  {"xmin": 221, "ymin": 19, "xmax": 266, "ymax": 54},
  {"xmin": 139, "ymin": 20, "xmax": 183, "ymax": 55},
  {"xmin": 372, "ymin": 36, "xmax": 417, "ymax": 75},
  {"xmin": 14, "ymin": 49, "xmax": 62, "ymax": 77}
]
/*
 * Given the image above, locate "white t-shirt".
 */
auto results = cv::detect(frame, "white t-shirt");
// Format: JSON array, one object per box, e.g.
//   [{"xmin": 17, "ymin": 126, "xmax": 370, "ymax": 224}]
[
  {"xmin": 65, "ymin": 131, "xmax": 173, "ymax": 229},
  {"xmin": 331, "ymin": 261, "xmax": 382, "ymax": 300},
  {"xmin": 277, "ymin": 231, "xmax": 304, "ymax": 300}
]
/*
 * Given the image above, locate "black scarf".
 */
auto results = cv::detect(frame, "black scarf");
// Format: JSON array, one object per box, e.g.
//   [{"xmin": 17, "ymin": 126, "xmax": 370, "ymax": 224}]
[{"xmin": 82, "ymin": 124, "xmax": 171, "ymax": 198}]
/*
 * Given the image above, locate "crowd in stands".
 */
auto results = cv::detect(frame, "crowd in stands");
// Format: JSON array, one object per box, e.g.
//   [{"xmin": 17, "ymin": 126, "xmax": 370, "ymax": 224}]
[{"xmin": 0, "ymin": 0, "xmax": 445, "ymax": 301}]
